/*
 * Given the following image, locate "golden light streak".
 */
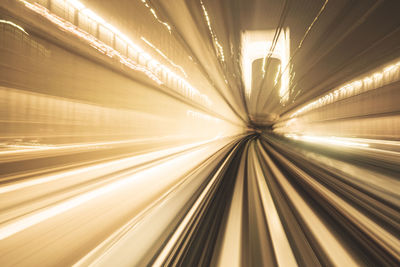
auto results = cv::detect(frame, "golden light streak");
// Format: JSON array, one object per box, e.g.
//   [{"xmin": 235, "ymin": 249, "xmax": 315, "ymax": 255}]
[
  {"xmin": 284, "ymin": 134, "xmax": 370, "ymax": 148},
  {"xmin": 297, "ymin": 0, "xmax": 329, "ymax": 50},
  {"xmin": 0, "ymin": 19, "xmax": 29, "ymax": 35},
  {"xmin": 0, "ymin": 137, "xmax": 174, "ymax": 156},
  {"xmin": 153, "ymin": 144, "xmax": 237, "ymax": 265},
  {"xmin": 268, "ymin": 146, "xmax": 400, "ymax": 261},
  {"xmin": 141, "ymin": 37, "xmax": 188, "ymax": 78},
  {"xmin": 261, "ymin": 148, "xmax": 360, "ymax": 266},
  {"xmin": 290, "ymin": 59, "xmax": 400, "ymax": 118},
  {"xmin": 19, "ymin": 0, "xmax": 162, "ymax": 83},
  {"xmin": 140, "ymin": 0, "xmax": 171, "ymax": 33},
  {"xmin": 18, "ymin": 0, "xmax": 212, "ymax": 107},
  {"xmin": 0, "ymin": 139, "xmax": 216, "ymax": 195},
  {"xmin": 251, "ymin": 143, "xmax": 298, "ymax": 267},
  {"xmin": 200, "ymin": 0, "xmax": 225, "ymax": 62},
  {"xmin": 0, "ymin": 145, "xmax": 213, "ymax": 241},
  {"xmin": 274, "ymin": 0, "xmax": 328, "ymax": 104}
]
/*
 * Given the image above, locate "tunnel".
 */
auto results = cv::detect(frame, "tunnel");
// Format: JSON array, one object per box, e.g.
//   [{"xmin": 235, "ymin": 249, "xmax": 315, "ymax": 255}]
[{"xmin": 0, "ymin": 0, "xmax": 399, "ymax": 266}]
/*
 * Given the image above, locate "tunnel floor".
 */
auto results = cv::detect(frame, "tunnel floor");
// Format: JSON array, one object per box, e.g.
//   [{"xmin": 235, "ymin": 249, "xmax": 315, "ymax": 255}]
[{"xmin": 0, "ymin": 134, "xmax": 398, "ymax": 266}]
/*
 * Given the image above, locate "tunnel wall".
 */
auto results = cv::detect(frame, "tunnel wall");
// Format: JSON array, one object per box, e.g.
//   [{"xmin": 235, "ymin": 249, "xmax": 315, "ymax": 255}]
[
  {"xmin": 0, "ymin": 0, "xmax": 244, "ymax": 144},
  {"xmin": 274, "ymin": 58, "xmax": 400, "ymax": 140}
]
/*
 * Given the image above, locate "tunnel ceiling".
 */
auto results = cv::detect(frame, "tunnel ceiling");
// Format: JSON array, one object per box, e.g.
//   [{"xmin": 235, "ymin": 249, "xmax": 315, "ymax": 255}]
[{"xmin": 177, "ymin": 0, "xmax": 400, "ymax": 126}]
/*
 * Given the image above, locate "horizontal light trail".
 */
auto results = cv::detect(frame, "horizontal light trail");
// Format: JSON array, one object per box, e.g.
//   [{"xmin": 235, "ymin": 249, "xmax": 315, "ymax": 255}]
[
  {"xmin": 284, "ymin": 134, "xmax": 370, "ymax": 148},
  {"xmin": 0, "ymin": 138, "xmax": 222, "ymax": 194},
  {"xmin": 290, "ymin": 59, "xmax": 400, "ymax": 118},
  {"xmin": 0, "ymin": 137, "xmax": 179, "ymax": 155},
  {"xmin": 0, "ymin": 143, "xmax": 217, "ymax": 240}
]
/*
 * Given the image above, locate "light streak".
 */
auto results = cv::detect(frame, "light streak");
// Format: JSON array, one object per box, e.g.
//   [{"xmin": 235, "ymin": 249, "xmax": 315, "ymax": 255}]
[
  {"xmin": 273, "ymin": 0, "xmax": 328, "ymax": 105},
  {"xmin": 140, "ymin": 0, "xmax": 171, "ymax": 33},
  {"xmin": 200, "ymin": 0, "xmax": 225, "ymax": 62},
  {"xmin": 285, "ymin": 134, "xmax": 370, "ymax": 148},
  {"xmin": 18, "ymin": 0, "xmax": 211, "ymax": 107},
  {"xmin": 141, "ymin": 37, "xmax": 188, "ymax": 78},
  {"xmin": 251, "ymin": 146, "xmax": 297, "ymax": 267},
  {"xmin": 0, "ymin": 145, "xmax": 211, "ymax": 240},
  {"xmin": 0, "ymin": 139, "xmax": 216, "ymax": 195},
  {"xmin": 153, "ymin": 145, "xmax": 237, "ymax": 265},
  {"xmin": 0, "ymin": 137, "xmax": 176, "ymax": 156},
  {"xmin": 297, "ymin": 0, "xmax": 329, "ymax": 49},
  {"xmin": 290, "ymin": 59, "xmax": 400, "ymax": 118},
  {"xmin": 0, "ymin": 19, "xmax": 29, "ymax": 35},
  {"xmin": 19, "ymin": 0, "xmax": 162, "ymax": 83}
]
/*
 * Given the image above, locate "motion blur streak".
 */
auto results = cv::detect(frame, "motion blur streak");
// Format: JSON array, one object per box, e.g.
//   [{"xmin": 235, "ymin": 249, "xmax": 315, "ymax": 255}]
[
  {"xmin": 0, "ymin": 19, "xmax": 28, "ymax": 35},
  {"xmin": 0, "ymin": 141, "xmax": 226, "ymax": 240},
  {"xmin": 0, "ymin": 0, "xmax": 399, "ymax": 266}
]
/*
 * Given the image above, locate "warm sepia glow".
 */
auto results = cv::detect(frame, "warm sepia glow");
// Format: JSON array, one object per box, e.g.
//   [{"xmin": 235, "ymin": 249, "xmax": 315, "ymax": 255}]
[{"xmin": 1, "ymin": 0, "xmax": 399, "ymax": 266}]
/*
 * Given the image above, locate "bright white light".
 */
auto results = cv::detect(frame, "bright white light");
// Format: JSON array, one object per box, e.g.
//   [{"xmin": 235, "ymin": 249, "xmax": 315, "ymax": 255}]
[
  {"xmin": 0, "ymin": 19, "xmax": 29, "ymax": 35},
  {"xmin": 285, "ymin": 134, "xmax": 370, "ymax": 148},
  {"xmin": 241, "ymin": 30, "xmax": 290, "ymax": 101}
]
